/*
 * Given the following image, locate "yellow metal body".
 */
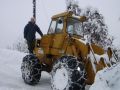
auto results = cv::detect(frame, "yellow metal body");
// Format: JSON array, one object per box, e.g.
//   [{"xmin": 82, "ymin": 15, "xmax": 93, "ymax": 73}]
[{"xmin": 34, "ymin": 11, "xmax": 112, "ymax": 85}]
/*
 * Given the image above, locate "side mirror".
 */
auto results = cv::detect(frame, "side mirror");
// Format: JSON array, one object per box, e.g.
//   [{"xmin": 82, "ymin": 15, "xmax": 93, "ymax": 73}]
[{"xmin": 58, "ymin": 19, "xmax": 63, "ymax": 24}]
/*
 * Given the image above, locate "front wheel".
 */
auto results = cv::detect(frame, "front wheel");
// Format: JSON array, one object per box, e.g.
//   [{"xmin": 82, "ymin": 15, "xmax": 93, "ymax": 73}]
[
  {"xmin": 51, "ymin": 56, "xmax": 86, "ymax": 90},
  {"xmin": 21, "ymin": 54, "xmax": 41, "ymax": 85}
]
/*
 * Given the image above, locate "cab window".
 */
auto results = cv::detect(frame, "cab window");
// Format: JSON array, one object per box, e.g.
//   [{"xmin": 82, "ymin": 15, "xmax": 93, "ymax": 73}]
[
  {"xmin": 67, "ymin": 18, "xmax": 83, "ymax": 36},
  {"xmin": 48, "ymin": 18, "xmax": 63, "ymax": 34}
]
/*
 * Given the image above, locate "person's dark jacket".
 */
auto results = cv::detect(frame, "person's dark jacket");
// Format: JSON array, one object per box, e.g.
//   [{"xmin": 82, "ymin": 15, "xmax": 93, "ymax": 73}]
[{"xmin": 24, "ymin": 22, "xmax": 43, "ymax": 41}]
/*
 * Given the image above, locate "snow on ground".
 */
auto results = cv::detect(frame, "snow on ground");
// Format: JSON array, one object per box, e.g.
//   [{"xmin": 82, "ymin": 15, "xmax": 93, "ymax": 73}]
[
  {"xmin": 90, "ymin": 62, "xmax": 120, "ymax": 90},
  {"xmin": 1, "ymin": 48, "xmax": 120, "ymax": 90},
  {"xmin": 0, "ymin": 49, "xmax": 51, "ymax": 90}
]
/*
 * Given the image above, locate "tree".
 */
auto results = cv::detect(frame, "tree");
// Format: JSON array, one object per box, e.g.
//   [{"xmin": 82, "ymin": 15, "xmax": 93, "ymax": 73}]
[
  {"xmin": 82, "ymin": 7, "xmax": 113, "ymax": 48},
  {"xmin": 66, "ymin": 0, "xmax": 81, "ymax": 15},
  {"xmin": 66, "ymin": 0, "xmax": 113, "ymax": 49}
]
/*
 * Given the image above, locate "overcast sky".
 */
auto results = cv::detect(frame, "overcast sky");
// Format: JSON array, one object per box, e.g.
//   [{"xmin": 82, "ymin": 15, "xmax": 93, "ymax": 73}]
[{"xmin": 0, "ymin": 0, "xmax": 120, "ymax": 48}]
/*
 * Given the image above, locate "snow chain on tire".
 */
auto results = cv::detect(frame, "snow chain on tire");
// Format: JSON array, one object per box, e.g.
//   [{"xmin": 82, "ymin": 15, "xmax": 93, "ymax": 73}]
[
  {"xmin": 51, "ymin": 56, "xmax": 86, "ymax": 90},
  {"xmin": 21, "ymin": 54, "xmax": 41, "ymax": 85}
]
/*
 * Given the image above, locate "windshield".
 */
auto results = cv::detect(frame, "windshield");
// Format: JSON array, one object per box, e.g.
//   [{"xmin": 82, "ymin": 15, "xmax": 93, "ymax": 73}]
[{"xmin": 67, "ymin": 18, "xmax": 83, "ymax": 36}]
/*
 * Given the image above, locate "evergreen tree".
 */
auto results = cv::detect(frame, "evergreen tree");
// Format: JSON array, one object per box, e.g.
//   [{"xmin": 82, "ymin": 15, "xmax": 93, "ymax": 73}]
[{"xmin": 66, "ymin": 0, "xmax": 113, "ymax": 48}]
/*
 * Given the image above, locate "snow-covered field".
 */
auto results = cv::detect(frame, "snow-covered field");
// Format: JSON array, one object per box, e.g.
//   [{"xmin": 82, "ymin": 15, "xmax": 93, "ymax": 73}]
[
  {"xmin": 0, "ymin": 48, "xmax": 120, "ymax": 90},
  {"xmin": 0, "ymin": 49, "xmax": 51, "ymax": 90}
]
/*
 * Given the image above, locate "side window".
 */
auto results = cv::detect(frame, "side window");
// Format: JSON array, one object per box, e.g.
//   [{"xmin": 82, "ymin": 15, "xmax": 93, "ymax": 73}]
[
  {"xmin": 67, "ymin": 18, "xmax": 83, "ymax": 36},
  {"xmin": 67, "ymin": 25, "xmax": 73, "ymax": 34},
  {"xmin": 48, "ymin": 18, "xmax": 64, "ymax": 34},
  {"xmin": 55, "ymin": 19, "xmax": 63, "ymax": 33},
  {"xmin": 48, "ymin": 21, "xmax": 56, "ymax": 34}
]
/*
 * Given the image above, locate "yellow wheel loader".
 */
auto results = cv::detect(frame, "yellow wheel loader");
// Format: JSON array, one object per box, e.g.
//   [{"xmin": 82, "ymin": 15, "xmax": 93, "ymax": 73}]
[{"xmin": 21, "ymin": 11, "xmax": 113, "ymax": 90}]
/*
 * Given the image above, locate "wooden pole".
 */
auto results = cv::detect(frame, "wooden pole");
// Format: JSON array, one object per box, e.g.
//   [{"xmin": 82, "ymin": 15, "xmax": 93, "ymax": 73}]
[{"xmin": 33, "ymin": 0, "xmax": 36, "ymax": 19}]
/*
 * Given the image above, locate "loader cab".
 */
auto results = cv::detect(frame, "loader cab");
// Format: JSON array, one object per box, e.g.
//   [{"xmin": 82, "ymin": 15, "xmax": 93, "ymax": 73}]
[
  {"xmin": 35, "ymin": 12, "xmax": 87, "ymax": 56},
  {"xmin": 47, "ymin": 13, "xmax": 86, "ymax": 39}
]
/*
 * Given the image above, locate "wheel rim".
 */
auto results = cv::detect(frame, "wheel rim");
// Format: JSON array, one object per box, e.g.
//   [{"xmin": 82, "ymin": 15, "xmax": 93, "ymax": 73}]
[{"xmin": 53, "ymin": 66, "xmax": 68, "ymax": 90}]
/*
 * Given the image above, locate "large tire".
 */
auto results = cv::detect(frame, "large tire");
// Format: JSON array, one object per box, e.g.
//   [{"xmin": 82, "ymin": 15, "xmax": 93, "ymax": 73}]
[
  {"xmin": 21, "ymin": 54, "xmax": 41, "ymax": 85},
  {"xmin": 51, "ymin": 56, "xmax": 86, "ymax": 90}
]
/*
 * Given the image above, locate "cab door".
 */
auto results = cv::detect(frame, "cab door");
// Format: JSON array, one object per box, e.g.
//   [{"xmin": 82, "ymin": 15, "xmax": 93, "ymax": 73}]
[
  {"xmin": 40, "ymin": 17, "xmax": 66, "ymax": 56},
  {"xmin": 49, "ymin": 18, "xmax": 66, "ymax": 55}
]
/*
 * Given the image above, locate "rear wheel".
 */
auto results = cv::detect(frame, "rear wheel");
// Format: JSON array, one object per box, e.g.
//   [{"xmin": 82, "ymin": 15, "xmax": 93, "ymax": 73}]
[
  {"xmin": 51, "ymin": 56, "xmax": 86, "ymax": 90},
  {"xmin": 21, "ymin": 54, "xmax": 41, "ymax": 85}
]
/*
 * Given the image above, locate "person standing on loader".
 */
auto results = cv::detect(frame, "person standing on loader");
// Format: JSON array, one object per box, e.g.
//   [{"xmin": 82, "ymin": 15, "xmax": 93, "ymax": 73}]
[{"xmin": 24, "ymin": 17, "xmax": 43, "ymax": 53}]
